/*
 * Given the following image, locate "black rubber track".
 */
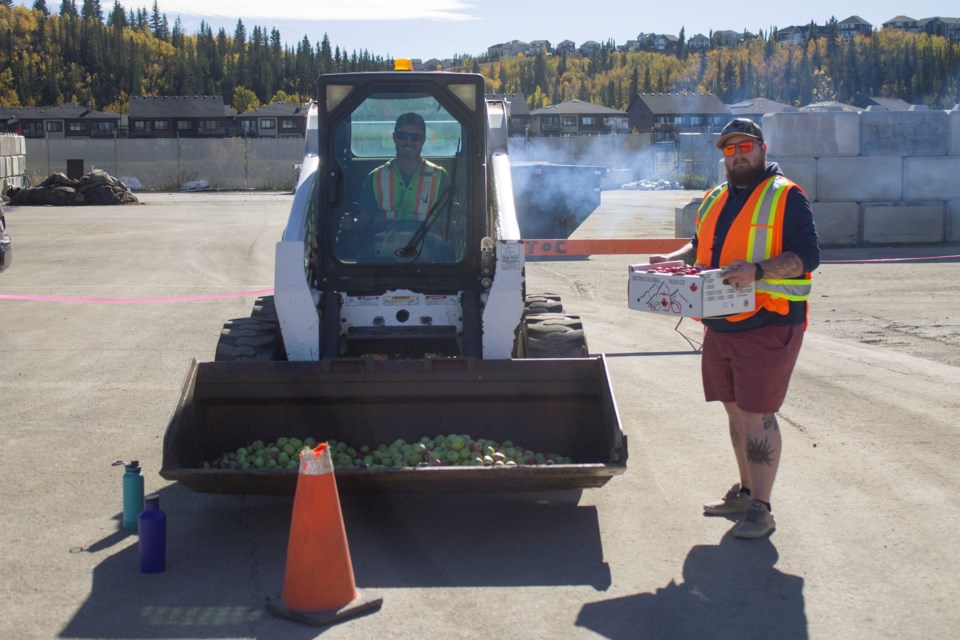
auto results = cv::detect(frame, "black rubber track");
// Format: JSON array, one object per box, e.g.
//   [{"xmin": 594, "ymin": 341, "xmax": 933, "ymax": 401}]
[{"xmin": 215, "ymin": 296, "xmax": 285, "ymax": 361}]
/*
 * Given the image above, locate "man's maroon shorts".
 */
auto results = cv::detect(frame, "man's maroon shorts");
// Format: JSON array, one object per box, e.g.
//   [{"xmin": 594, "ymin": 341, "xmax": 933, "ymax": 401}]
[{"xmin": 701, "ymin": 323, "xmax": 804, "ymax": 414}]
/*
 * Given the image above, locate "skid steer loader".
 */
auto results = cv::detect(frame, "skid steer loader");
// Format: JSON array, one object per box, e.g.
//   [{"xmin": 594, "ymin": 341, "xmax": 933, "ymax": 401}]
[{"xmin": 161, "ymin": 67, "xmax": 626, "ymax": 494}]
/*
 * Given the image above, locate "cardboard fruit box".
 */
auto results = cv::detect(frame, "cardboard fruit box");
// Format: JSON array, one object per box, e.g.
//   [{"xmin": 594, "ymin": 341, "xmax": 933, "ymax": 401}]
[{"xmin": 628, "ymin": 261, "xmax": 756, "ymax": 318}]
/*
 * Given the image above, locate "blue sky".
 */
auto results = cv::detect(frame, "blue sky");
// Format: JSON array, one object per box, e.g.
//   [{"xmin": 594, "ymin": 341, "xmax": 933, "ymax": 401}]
[{"xmin": 15, "ymin": 1, "xmax": 953, "ymax": 61}]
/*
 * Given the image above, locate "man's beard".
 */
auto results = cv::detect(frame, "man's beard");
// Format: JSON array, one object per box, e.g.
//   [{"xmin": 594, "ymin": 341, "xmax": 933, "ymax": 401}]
[{"xmin": 725, "ymin": 158, "xmax": 766, "ymax": 188}]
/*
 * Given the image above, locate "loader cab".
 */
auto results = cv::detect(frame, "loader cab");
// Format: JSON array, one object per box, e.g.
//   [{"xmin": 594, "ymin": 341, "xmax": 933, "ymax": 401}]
[{"xmin": 317, "ymin": 72, "xmax": 487, "ymax": 288}]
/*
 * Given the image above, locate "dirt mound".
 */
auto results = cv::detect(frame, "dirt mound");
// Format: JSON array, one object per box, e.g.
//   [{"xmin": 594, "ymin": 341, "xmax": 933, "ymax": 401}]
[{"xmin": 8, "ymin": 170, "xmax": 139, "ymax": 206}]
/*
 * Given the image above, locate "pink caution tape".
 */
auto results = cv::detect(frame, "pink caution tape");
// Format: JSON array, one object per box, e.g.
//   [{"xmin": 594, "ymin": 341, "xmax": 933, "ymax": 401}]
[{"xmin": 0, "ymin": 288, "xmax": 275, "ymax": 303}]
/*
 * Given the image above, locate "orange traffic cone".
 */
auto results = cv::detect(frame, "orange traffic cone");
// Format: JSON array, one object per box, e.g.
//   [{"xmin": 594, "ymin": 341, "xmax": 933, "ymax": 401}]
[{"xmin": 267, "ymin": 443, "xmax": 382, "ymax": 627}]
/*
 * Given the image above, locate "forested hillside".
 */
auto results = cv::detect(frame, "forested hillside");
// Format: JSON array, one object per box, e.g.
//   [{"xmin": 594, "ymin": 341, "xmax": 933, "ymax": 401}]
[{"xmin": 2, "ymin": 3, "xmax": 958, "ymax": 112}]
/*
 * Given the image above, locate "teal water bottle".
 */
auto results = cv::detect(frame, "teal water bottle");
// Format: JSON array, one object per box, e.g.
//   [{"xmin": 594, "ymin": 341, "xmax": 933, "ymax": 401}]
[
  {"xmin": 138, "ymin": 493, "xmax": 167, "ymax": 573},
  {"xmin": 115, "ymin": 460, "xmax": 144, "ymax": 531}
]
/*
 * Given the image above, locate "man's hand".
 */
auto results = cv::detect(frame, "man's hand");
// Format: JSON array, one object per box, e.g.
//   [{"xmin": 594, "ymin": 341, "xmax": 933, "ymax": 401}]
[
  {"xmin": 720, "ymin": 259, "xmax": 758, "ymax": 290},
  {"xmin": 650, "ymin": 242, "xmax": 695, "ymax": 266}
]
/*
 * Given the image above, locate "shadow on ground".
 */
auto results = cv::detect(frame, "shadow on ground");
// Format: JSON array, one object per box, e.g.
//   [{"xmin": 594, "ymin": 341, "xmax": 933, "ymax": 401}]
[
  {"xmin": 576, "ymin": 531, "xmax": 807, "ymax": 640},
  {"xmin": 61, "ymin": 485, "xmax": 610, "ymax": 639}
]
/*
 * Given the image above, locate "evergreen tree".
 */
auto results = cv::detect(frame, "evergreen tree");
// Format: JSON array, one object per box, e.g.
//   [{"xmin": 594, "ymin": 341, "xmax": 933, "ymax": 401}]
[
  {"xmin": 81, "ymin": 0, "xmax": 102, "ymax": 23},
  {"xmin": 60, "ymin": 0, "xmax": 78, "ymax": 17},
  {"xmin": 33, "ymin": 0, "xmax": 50, "ymax": 15},
  {"xmin": 106, "ymin": 1, "xmax": 125, "ymax": 29}
]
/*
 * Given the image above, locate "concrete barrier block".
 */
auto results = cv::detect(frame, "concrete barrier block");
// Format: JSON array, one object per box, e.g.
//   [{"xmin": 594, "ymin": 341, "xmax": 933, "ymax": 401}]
[
  {"xmin": 811, "ymin": 201, "xmax": 860, "ymax": 247},
  {"xmin": 675, "ymin": 198, "xmax": 700, "ymax": 238},
  {"xmin": 861, "ymin": 109, "xmax": 948, "ymax": 156},
  {"xmin": 762, "ymin": 111, "xmax": 860, "ymax": 157},
  {"xmin": 0, "ymin": 136, "xmax": 12, "ymax": 155},
  {"xmin": 862, "ymin": 202, "xmax": 944, "ymax": 244},
  {"xmin": 946, "ymin": 200, "xmax": 960, "ymax": 242},
  {"xmin": 903, "ymin": 156, "xmax": 960, "ymax": 200},
  {"xmin": 818, "ymin": 157, "xmax": 902, "ymax": 201},
  {"xmin": 770, "ymin": 157, "xmax": 817, "ymax": 201},
  {"xmin": 949, "ymin": 108, "xmax": 960, "ymax": 155}
]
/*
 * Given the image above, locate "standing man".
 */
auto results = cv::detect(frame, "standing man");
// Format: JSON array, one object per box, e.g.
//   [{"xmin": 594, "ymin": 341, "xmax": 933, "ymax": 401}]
[
  {"xmin": 651, "ymin": 118, "xmax": 820, "ymax": 539},
  {"xmin": 359, "ymin": 112, "xmax": 450, "ymax": 221}
]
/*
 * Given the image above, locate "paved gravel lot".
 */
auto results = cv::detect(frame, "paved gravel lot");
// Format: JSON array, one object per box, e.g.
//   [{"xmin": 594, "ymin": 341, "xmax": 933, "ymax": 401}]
[{"xmin": 1, "ymin": 191, "xmax": 958, "ymax": 640}]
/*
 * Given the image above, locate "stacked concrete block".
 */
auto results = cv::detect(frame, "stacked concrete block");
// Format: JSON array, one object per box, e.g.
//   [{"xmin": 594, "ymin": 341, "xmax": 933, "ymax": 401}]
[
  {"xmin": 948, "ymin": 200, "xmax": 960, "ymax": 242},
  {"xmin": 771, "ymin": 157, "xmax": 817, "ymax": 201},
  {"xmin": 860, "ymin": 107, "xmax": 946, "ymax": 156},
  {"xmin": 949, "ymin": 106, "xmax": 960, "ymax": 155},
  {"xmin": 0, "ymin": 133, "xmax": 27, "ymax": 190},
  {"xmin": 763, "ymin": 112, "xmax": 861, "ymax": 157},
  {"xmin": 764, "ymin": 106, "xmax": 960, "ymax": 247}
]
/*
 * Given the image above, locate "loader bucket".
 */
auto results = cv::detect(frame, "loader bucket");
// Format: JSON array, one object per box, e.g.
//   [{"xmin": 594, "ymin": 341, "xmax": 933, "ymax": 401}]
[{"xmin": 161, "ymin": 356, "xmax": 626, "ymax": 494}]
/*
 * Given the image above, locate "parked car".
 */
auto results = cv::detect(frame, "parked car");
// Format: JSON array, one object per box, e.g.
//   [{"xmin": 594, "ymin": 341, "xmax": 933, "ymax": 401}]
[{"xmin": 0, "ymin": 205, "xmax": 11, "ymax": 272}]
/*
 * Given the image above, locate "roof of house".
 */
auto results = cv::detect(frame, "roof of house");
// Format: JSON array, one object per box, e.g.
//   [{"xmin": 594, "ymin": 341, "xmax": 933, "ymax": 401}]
[
  {"xmin": 237, "ymin": 102, "xmax": 307, "ymax": 118},
  {"xmin": 727, "ymin": 97, "xmax": 797, "ymax": 115},
  {"xmin": 0, "ymin": 104, "xmax": 119, "ymax": 120},
  {"xmin": 840, "ymin": 16, "xmax": 872, "ymax": 27},
  {"xmin": 128, "ymin": 96, "xmax": 234, "ymax": 119},
  {"xmin": 629, "ymin": 92, "xmax": 730, "ymax": 115},
  {"xmin": 485, "ymin": 93, "xmax": 531, "ymax": 116},
  {"xmin": 884, "ymin": 15, "xmax": 917, "ymax": 24},
  {"xmin": 866, "ymin": 97, "xmax": 914, "ymax": 111},
  {"xmin": 530, "ymin": 100, "xmax": 627, "ymax": 116},
  {"xmin": 800, "ymin": 100, "xmax": 863, "ymax": 112}
]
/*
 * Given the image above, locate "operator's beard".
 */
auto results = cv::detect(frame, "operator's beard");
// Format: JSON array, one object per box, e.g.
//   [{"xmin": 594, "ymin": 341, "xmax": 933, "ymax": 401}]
[{"xmin": 726, "ymin": 159, "xmax": 766, "ymax": 189}]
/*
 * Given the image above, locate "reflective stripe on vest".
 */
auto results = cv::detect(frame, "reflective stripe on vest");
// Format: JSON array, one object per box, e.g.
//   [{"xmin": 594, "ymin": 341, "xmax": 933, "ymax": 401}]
[
  {"xmin": 372, "ymin": 159, "xmax": 445, "ymax": 220},
  {"xmin": 695, "ymin": 175, "xmax": 812, "ymax": 320}
]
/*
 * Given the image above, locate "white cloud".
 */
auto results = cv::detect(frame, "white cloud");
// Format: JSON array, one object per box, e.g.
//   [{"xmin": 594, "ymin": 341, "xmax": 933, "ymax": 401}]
[{"xmin": 138, "ymin": 0, "xmax": 479, "ymax": 22}]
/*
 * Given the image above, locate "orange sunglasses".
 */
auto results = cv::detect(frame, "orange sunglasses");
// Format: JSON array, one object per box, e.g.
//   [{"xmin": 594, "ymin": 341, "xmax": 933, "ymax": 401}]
[{"xmin": 722, "ymin": 140, "xmax": 758, "ymax": 156}]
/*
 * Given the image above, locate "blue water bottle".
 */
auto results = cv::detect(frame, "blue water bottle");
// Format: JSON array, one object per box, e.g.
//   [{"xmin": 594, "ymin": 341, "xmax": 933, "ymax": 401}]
[
  {"xmin": 138, "ymin": 493, "xmax": 167, "ymax": 573},
  {"xmin": 116, "ymin": 460, "xmax": 144, "ymax": 531}
]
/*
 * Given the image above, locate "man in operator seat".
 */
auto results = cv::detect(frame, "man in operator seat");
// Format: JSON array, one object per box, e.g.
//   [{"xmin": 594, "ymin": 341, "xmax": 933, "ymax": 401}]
[{"xmin": 356, "ymin": 112, "xmax": 453, "ymax": 261}]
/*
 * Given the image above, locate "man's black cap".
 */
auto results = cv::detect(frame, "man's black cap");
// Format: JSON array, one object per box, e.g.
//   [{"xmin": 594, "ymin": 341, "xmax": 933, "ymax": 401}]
[
  {"xmin": 716, "ymin": 118, "xmax": 764, "ymax": 148},
  {"xmin": 395, "ymin": 112, "xmax": 426, "ymax": 132}
]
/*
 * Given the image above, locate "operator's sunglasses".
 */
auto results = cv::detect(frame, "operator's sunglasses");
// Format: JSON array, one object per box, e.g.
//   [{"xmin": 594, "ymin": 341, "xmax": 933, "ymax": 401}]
[
  {"xmin": 722, "ymin": 140, "xmax": 758, "ymax": 156},
  {"xmin": 394, "ymin": 131, "xmax": 425, "ymax": 142}
]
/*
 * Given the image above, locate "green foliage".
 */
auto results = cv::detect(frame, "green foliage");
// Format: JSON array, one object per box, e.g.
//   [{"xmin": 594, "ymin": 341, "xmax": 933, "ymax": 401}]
[
  {"xmin": 474, "ymin": 31, "xmax": 959, "ymax": 111},
  {"xmin": 0, "ymin": 3, "xmax": 392, "ymax": 108},
  {"xmin": 231, "ymin": 85, "xmax": 259, "ymax": 113},
  {"xmin": 1, "ymin": 3, "xmax": 958, "ymax": 113}
]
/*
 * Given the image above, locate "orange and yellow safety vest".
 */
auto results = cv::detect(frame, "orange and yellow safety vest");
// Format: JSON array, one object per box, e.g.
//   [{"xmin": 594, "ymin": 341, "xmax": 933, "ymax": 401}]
[
  {"xmin": 371, "ymin": 159, "xmax": 446, "ymax": 221},
  {"xmin": 695, "ymin": 175, "xmax": 812, "ymax": 323}
]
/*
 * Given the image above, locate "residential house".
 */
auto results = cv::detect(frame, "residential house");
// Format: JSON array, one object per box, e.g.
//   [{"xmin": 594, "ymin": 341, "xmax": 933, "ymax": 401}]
[
  {"xmin": 128, "ymin": 96, "xmax": 235, "ymax": 138},
  {"xmin": 687, "ymin": 34, "xmax": 710, "ymax": 51},
  {"xmin": 486, "ymin": 93, "xmax": 531, "ymax": 137},
  {"xmin": 627, "ymin": 92, "xmax": 730, "ymax": 142},
  {"xmin": 529, "ymin": 100, "xmax": 629, "ymax": 137},
  {"xmin": 0, "ymin": 104, "xmax": 121, "ymax": 139},
  {"xmin": 654, "ymin": 34, "xmax": 678, "ymax": 53},
  {"xmin": 883, "ymin": 15, "xmax": 920, "ymax": 32},
  {"xmin": 487, "ymin": 40, "xmax": 530, "ymax": 59},
  {"xmin": 727, "ymin": 97, "xmax": 797, "ymax": 122},
  {"xmin": 920, "ymin": 17, "xmax": 960, "ymax": 41},
  {"xmin": 713, "ymin": 30, "xmax": 755, "ymax": 47},
  {"xmin": 621, "ymin": 39, "xmax": 641, "ymax": 53},
  {"xmin": 883, "ymin": 15, "xmax": 960, "ymax": 41},
  {"xmin": 528, "ymin": 40, "xmax": 552, "ymax": 54},
  {"xmin": 579, "ymin": 41, "xmax": 602, "ymax": 56},
  {"xmin": 838, "ymin": 16, "xmax": 872, "ymax": 41},
  {"xmin": 556, "ymin": 40, "xmax": 576, "ymax": 55},
  {"xmin": 236, "ymin": 103, "xmax": 308, "ymax": 138},
  {"xmin": 775, "ymin": 26, "xmax": 808, "ymax": 46}
]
